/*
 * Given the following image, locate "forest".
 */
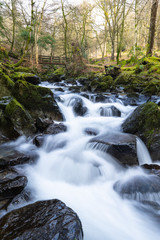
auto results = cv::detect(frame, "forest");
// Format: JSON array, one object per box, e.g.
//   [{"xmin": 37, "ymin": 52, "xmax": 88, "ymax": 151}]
[{"xmin": 0, "ymin": 0, "xmax": 159, "ymax": 66}]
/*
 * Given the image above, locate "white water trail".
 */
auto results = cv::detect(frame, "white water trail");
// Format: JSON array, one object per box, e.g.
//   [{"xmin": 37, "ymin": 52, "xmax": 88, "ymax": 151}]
[
  {"xmin": 136, "ymin": 137, "xmax": 152, "ymax": 165},
  {"xmin": 14, "ymin": 87, "xmax": 160, "ymax": 240}
]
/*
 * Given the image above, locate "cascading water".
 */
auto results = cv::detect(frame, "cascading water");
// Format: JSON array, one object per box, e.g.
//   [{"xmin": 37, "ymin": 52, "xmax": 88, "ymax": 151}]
[{"xmin": 12, "ymin": 82, "xmax": 160, "ymax": 240}]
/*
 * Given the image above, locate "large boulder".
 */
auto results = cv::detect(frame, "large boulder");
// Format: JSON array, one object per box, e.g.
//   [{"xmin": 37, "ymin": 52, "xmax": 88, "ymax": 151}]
[
  {"xmin": 0, "ymin": 199, "xmax": 83, "ymax": 240},
  {"xmin": 0, "ymin": 70, "xmax": 14, "ymax": 98},
  {"xmin": 89, "ymin": 132, "xmax": 138, "ymax": 166},
  {"xmin": 113, "ymin": 174, "xmax": 160, "ymax": 202},
  {"xmin": 4, "ymin": 98, "xmax": 36, "ymax": 136},
  {"xmin": 12, "ymin": 72, "xmax": 41, "ymax": 85},
  {"xmin": 122, "ymin": 102, "xmax": 160, "ymax": 161},
  {"xmin": 13, "ymin": 80, "xmax": 63, "ymax": 121}
]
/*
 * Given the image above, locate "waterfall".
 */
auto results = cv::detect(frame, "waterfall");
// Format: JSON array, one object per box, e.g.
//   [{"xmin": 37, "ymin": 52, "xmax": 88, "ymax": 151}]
[{"xmin": 136, "ymin": 137, "xmax": 152, "ymax": 165}]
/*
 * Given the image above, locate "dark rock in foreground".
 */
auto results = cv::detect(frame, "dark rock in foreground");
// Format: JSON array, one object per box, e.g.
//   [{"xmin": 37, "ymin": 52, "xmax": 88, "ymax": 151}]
[
  {"xmin": 89, "ymin": 132, "xmax": 138, "ymax": 166},
  {"xmin": 0, "ymin": 199, "xmax": 83, "ymax": 240}
]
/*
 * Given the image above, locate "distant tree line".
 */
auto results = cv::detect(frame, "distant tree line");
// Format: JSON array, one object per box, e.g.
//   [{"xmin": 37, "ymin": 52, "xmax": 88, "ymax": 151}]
[{"xmin": 0, "ymin": 0, "xmax": 159, "ymax": 65}]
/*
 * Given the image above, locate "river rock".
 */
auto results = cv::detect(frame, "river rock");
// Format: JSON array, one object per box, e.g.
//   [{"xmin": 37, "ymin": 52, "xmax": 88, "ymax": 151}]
[
  {"xmin": 36, "ymin": 117, "xmax": 53, "ymax": 131},
  {"xmin": 99, "ymin": 106, "xmax": 121, "ymax": 117},
  {"xmin": 12, "ymin": 72, "xmax": 41, "ymax": 85},
  {"xmin": 0, "ymin": 151, "xmax": 31, "ymax": 169},
  {"xmin": 68, "ymin": 97, "xmax": 87, "ymax": 116},
  {"xmin": 105, "ymin": 65, "xmax": 121, "ymax": 79},
  {"xmin": 33, "ymin": 134, "xmax": 45, "ymax": 147},
  {"xmin": 44, "ymin": 123, "xmax": 67, "ymax": 135},
  {"xmin": 122, "ymin": 102, "xmax": 160, "ymax": 161},
  {"xmin": 89, "ymin": 132, "xmax": 138, "ymax": 166},
  {"xmin": 113, "ymin": 174, "xmax": 160, "ymax": 202},
  {"xmin": 13, "ymin": 80, "xmax": 63, "ymax": 121},
  {"xmin": 0, "ymin": 199, "xmax": 83, "ymax": 240},
  {"xmin": 0, "ymin": 169, "xmax": 27, "ymax": 201}
]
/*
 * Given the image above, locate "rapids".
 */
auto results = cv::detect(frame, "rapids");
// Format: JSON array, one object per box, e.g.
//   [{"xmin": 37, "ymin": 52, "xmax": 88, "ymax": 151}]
[{"xmin": 9, "ymin": 81, "xmax": 160, "ymax": 239}]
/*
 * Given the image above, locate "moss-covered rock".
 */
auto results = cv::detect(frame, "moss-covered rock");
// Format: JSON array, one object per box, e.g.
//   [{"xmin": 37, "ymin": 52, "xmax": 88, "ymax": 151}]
[
  {"xmin": 4, "ymin": 98, "xmax": 35, "ymax": 136},
  {"xmin": 11, "ymin": 72, "xmax": 41, "ymax": 85},
  {"xmin": 0, "ymin": 70, "xmax": 14, "ymax": 98},
  {"xmin": 13, "ymin": 80, "xmax": 63, "ymax": 121},
  {"xmin": 143, "ymin": 78, "xmax": 160, "ymax": 95},
  {"xmin": 14, "ymin": 66, "xmax": 32, "ymax": 73},
  {"xmin": 122, "ymin": 102, "xmax": 160, "ymax": 161}
]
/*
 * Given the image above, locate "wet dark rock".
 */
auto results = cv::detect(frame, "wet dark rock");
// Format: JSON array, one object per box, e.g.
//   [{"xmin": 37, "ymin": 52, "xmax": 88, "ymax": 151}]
[
  {"xmin": 80, "ymin": 93, "xmax": 90, "ymax": 99},
  {"xmin": 0, "ymin": 199, "xmax": 83, "ymax": 240},
  {"xmin": 84, "ymin": 128, "xmax": 98, "ymax": 136},
  {"xmin": 69, "ymin": 97, "xmax": 87, "ymax": 116},
  {"xmin": 56, "ymin": 87, "xmax": 64, "ymax": 92},
  {"xmin": 68, "ymin": 86, "xmax": 81, "ymax": 93},
  {"xmin": 44, "ymin": 123, "xmax": 67, "ymax": 135},
  {"xmin": 47, "ymin": 73, "xmax": 61, "ymax": 82},
  {"xmin": 33, "ymin": 134, "xmax": 45, "ymax": 147},
  {"xmin": 0, "ymin": 169, "xmax": 28, "ymax": 201},
  {"xmin": 13, "ymin": 80, "xmax": 63, "ymax": 121},
  {"xmin": 99, "ymin": 106, "xmax": 121, "ymax": 117},
  {"xmin": 122, "ymin": 102, "xmax": 160, "ymax": 161},
  {"xmin": 141, "ymin": 164, "xmax": 160, "ymax": 177},
  {"xmin": 36, "ymin": 117, "xmax": 53, "ymax": 131},
  {"xmin": 0, "ymin": 132, "xmax": 9, "ymax": 144},
  {"xmin": 95, "ymin": 95, "xmax": 108, "ymax": 103},
  {"xmin": 0, "ymin": 198, "xmax": 11, "ymax": 210},
  {"xmin": 105, "ymin": 65, "xmax": 121, "ymax": 79},
  {"xmin": 23, "ymin": 74, "xmax": 41, "ymax": 85},
  {"xmin": 10, "ymin": 189, "xmax": 32, "ymax": 207},
  {"xmin": 90, "ymin": 132, "xmax": 138, "ymax": 166},
  {"xmin": 77, "ymin": 77, "xmax": 89, "ymax": 85},
  {"xmin": 0, "ymin": 152, "xmax": 30, "ymax": 169},
  {"xmin": 113, "ymin": 174, "xmax": 160, "ymax": 202},
  {"xmin": 0, "ymin": 98, "xmax": 36, "ymax": 137}
]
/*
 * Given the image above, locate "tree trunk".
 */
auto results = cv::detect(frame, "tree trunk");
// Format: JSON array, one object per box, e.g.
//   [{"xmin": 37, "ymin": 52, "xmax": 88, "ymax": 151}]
[
  {"xmin": 111, "ymin": 38, "xmax": 115, "ymax": 61},
  {"xmin": 146, "ymin": 0, "xmax": 158, "ymax": 56},
  {"xmin": 10, "ymin": 1, "xmax": 16, "ymax": 52}
]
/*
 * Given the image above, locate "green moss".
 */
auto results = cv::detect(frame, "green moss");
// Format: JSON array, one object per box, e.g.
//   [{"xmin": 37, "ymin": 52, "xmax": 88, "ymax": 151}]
[
  {"xmin": 4, "ymin": 98, "xmax": 35, "ymax": 135},
  {"xmin": 101, "ymin": 75, "xmax": 113, "ymax": 82},
  {"xmin": 11, "ymin": 72, "xmax": 35, "ymax": 81},
  {"xmin": 140, "ymin": 102, "xmax": 160, "ymax": 145},
  {"xmin": 14, "ymin": 66, "xmax": 32, "ymax": 73},
  {"xmin": 143, "ymin": 78, "xmax": 160, "ymax": 95},
  {"xmin": 115, "ymin": 71, "xmax": 134, "ymax": 84},
  {"xmin": 90, "ymin": 79, "xmax": 99, "ymax": 87},
  {"xmin": 13, "ymin": 80, "xmax": 58, "ymax": 112},
  {"xmin": 54, "ymin": 68, "xmax": 65, "ymax": 76},
  {"xmin": 121, "ymin": 66, "xmax": 136, "ymax": 71}
]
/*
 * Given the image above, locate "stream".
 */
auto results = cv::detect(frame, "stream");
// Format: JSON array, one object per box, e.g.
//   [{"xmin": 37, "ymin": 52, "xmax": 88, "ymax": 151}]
[{"xmin": 5, "ymin": 80, "xmax": 160, "ymax": 240}]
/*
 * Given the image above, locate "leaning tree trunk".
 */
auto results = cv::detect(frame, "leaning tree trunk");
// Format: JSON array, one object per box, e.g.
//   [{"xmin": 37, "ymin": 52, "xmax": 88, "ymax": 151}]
[{"xmin": 146, "ymin": 0, "xmax": 159, "ymax": 56}]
